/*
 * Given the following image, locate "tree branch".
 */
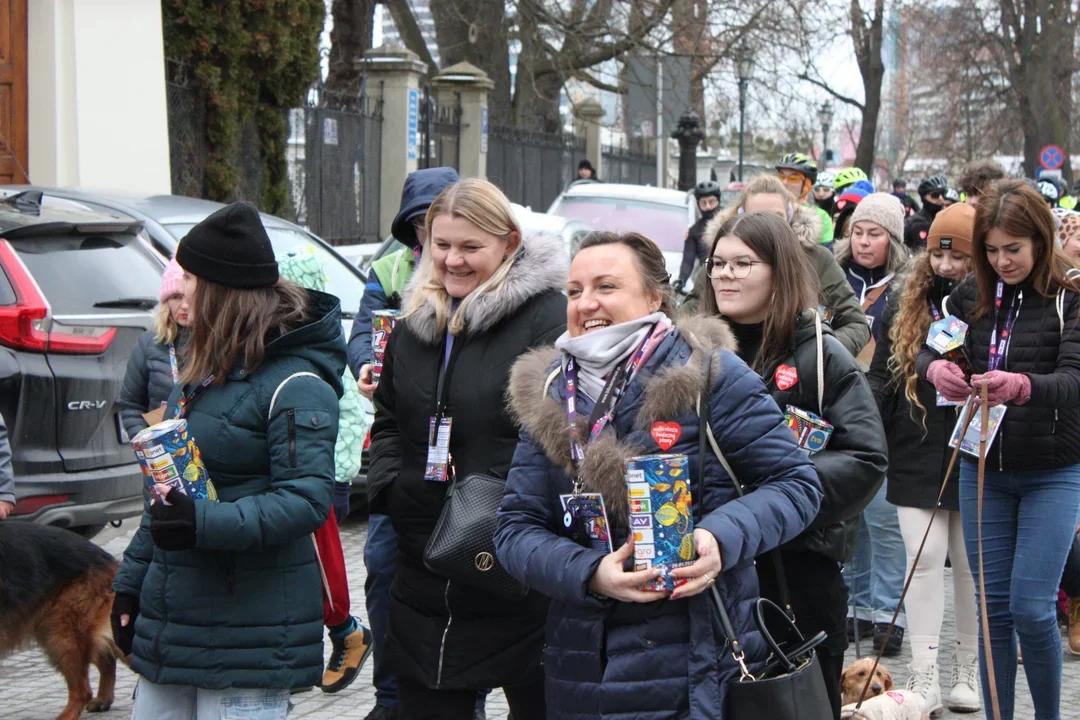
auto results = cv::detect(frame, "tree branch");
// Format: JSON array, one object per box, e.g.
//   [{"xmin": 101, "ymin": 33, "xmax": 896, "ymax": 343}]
[{"xmin": 796, "ymin": 71, "xmax": 865, "ymax": 110}]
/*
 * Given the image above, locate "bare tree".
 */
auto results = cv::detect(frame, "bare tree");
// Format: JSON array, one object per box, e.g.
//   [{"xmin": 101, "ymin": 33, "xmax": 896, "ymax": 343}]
[{"xmin": 326, "ymin": 0, "xmax": 378, "ymax": 95}]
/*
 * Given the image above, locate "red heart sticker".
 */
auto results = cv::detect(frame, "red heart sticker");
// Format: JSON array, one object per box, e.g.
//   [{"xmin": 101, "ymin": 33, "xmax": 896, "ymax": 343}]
[
  {"xmin": 650, "ymin": 421, "xmax": 682, "ymax": 451},
  {"xmin": 920, "ymin": 230, "xmax": 928, "ymax": 239},
  {"xmin": 775, "ymin": 364, "xmax": 799, "ymax": 390}
]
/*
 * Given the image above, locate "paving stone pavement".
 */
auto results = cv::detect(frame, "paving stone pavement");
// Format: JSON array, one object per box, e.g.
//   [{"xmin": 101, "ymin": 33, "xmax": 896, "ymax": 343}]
[{"xmin": 2, "ymin": 515, "xmax": 1077, "ymax": 719}]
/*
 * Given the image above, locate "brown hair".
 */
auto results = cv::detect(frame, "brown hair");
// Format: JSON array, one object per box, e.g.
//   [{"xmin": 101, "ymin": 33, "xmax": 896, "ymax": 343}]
[
  {"xmin": 179, "ymin": 278, "xmax": 310, "ymax": 385},
  {"xmin": 575, "ymin": 231, "xmax": 677, "ymax": 316},
  {"xmin": 958, "ymin": 160, "xmax": 1006, "ymax": 198},
  {"xmin": 699, "ymin": 212, "xmax": 819, "ymax": 373},
  {"xmin": 971, "ymin": 179, "xmax": 1080, "ymax": 322}
]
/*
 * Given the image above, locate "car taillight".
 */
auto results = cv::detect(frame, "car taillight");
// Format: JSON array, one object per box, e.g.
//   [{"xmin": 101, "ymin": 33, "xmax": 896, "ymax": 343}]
[
  {"xmin": 10, "ymin": 494, "xmax": 71, "ymax": 516},
  {"xmin": 0, "ymin": 239, "xmax": 116, "ymax": 354}
]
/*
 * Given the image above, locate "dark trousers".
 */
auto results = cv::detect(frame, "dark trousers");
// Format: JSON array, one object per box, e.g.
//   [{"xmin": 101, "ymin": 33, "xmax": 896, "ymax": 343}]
[
  {"xmin": 757, "ymin": 549, "xmax": 848, "ymax": 720},
  {"xmin": 398, "ymin": 674, "xmax": 544, "ymax": 720},
  {"xmin": 364, "ymin": 513, "xmax": 399, "ymax": 707}
]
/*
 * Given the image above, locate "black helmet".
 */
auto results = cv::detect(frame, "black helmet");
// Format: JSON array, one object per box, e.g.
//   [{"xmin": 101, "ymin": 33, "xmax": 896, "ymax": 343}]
[
  {"xmin": 917, "ymin": 173, "xmax": 949, "ymax": 197},
  {"xmin": 694, "ymin": 180, "xmax": 721, "ymax": 200},
  {"xmin": 775, "ymin": 153, "xmax": 818, "ymax": 183},
  {"xmin": 892, "ymin": 178, "xmax": 906, "ymax": 188}
]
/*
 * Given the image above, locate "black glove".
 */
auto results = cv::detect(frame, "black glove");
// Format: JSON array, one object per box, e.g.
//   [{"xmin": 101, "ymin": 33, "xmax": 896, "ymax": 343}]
[
  {"xmin": 111, "ymin": 593, "xmax": 139, "ymax": 657},
  {"xmin": 332, "ymin": 482, "xmax": 351, "ymax": 523},
  {"xmin": 149, "ymin": 488, "xmax": 197, "ymax": 550}
]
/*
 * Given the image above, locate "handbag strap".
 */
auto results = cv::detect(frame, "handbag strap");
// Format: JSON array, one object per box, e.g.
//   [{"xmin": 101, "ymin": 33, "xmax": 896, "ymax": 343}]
[{"xmin": 813, "ymin": 309, "xmax": 825, "ymax": 415}]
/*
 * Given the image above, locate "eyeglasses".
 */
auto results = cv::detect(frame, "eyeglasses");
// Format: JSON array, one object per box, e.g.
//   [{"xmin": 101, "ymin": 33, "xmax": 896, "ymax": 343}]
[
  {"xmin": 706, "ymin": 256, "xmax": 769, "ymax": 279},
  {"xmin": 927, "ymin": 191, "xmax": 943, "ymax": 200},
  {"xmin": 778, "ymin": 170, "xmax": 806, "ymax": 184}
]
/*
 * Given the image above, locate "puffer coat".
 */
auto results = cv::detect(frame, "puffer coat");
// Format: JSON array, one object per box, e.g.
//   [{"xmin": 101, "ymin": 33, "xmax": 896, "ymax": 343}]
[
  {"xmin": 112, "ymin": 290, "xmax": 346, "ymax": 690},
  {"xmin": 916, "ymin": 274, "xmax": 1080, "ymax": 472},
  {"xmin": 117, "ymin": 329, "xmax": 184, "ymax": 438},
  {"xmin": 495, "ymin": 315, "xmax": 823, "ymax": 720}
]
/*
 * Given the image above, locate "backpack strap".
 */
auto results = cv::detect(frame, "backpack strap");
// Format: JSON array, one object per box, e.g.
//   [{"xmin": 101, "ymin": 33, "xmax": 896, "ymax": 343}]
[
  {"xmin": 269, "ymin": 372, "xmax": 323, "ymax": 418},
  {"xmin": 813, "ymin": 309, "xmax": 825, "ymax": 415}
]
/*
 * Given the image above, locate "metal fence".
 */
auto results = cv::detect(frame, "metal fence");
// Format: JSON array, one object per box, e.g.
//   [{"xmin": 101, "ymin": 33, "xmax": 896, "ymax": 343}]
[
  {"xmin": 602, "ymin": 141, "xmax": 657, "ymax": 186},
  {"xmin": 488, "ymin": 125, "xmax": 585, "ymax": 211},
  {"xmin": 417, "ymin": 86, "xmax": 462, "ymax": 172}
]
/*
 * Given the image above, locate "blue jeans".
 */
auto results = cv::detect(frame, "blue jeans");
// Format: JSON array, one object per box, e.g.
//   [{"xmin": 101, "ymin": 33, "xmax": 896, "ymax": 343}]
[
  {"xmin": 843, "ymin": 478, "xmax": 907, "ymax": 627},
  {"xmin": 132, "ymin": 678, "xmax": 288, "ymax": 719},
  {"xmin": 959, "ymin": 460, "xmax": 1080, "ymax": 720},
  {"xmin": 364, "ymin": 513, "xmax": 399, "ymax": 708}
]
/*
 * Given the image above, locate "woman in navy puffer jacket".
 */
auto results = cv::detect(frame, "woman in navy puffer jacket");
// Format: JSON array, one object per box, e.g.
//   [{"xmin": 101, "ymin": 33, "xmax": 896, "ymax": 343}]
[{"xmin": 495, "ymin": 231, "xmax": 822, "ymax": 720}]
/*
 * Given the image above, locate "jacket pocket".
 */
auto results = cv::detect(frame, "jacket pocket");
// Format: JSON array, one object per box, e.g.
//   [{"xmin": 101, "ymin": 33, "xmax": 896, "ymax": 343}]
[{"xmin": 288, "ymin": 409, "xmax": 334, "ymax": 468}]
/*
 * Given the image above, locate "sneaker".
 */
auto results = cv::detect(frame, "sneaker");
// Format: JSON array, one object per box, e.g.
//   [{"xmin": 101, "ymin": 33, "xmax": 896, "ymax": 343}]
[
  {"xmin": 872, "ymin": 624, "xmax": 904, "ymax": 657},
  {"xmin": 846, "ymin": 617, "xmax": 875, "ymax": 642},
  {"xmin": 1069, "ymin": 597, "xmax": 1080, "ymax": 656},
  {"xmin": 947, "ymin": 653, "xmax": 981, "ymax": 713},
  {"xmin": 905, "ymin": 663, "xmax": 943, "ymax": 717},
  {"xmin": 321, "ymin": 624, "xmax": 373, "ymax": 694},
  {"xmin": 364, "ymin": 706, "xmax": 398, "ymax": 720}
]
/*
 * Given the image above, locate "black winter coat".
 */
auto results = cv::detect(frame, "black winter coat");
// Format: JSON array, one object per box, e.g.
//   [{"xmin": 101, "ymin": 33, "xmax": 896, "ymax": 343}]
[
  {"xmin": 368, "ymin": 233, "xmax": 568, "ymax": 691},
  {"xmin": 869, "ymin": 283, "xmax": 961, "ymax": 510},
  {"xmin": 741, "ymin": 312, "xmax": 887, "ymax": 563},
  {"xmin": 903, "ymin": 202, "xmax": 943, "ymax": 250},
  {"xmin": 117, "ymin": 329, "xmax": 182, "ymax": 438},
  {"xmin": 916, "ymin": 275, "xmax": 1080, "ymax": 472}
]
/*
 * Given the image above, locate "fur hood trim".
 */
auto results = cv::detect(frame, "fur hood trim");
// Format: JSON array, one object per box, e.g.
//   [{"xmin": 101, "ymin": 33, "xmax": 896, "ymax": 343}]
[
  {"xmin": 507, "ymin": 315, "xmax": 736, "ymax": 517},
  {"xmin": 403, "ymin": 232, "xmax": 568, "ymax": 345},
  {"xmin": 702, "ymin": 204, "xmax": 823, "ymax": 256}
]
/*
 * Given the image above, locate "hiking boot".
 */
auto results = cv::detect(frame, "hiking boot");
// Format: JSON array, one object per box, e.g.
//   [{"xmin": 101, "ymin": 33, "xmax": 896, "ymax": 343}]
[
  {"xmin": 1069, "ymin": 597, "xmax": 1080, "ymax": 656},
  {"xmin": 947, "ymin": 652, "xmax": 981, "ymax": 713},
  {"xmin": 363, "ymin": 706, "xmax": 398, "ymax": 720},
  {"xmin": 846, "ymin": 617, "xmax": 875, "ymax": 642},
  {"xmin": 905, "ymin": 662, "xmax": 942, "ymax": 717},
  {"xmin": 872, "ymin": 624, "xmax": 904, "ymax": 657},
  {"xmin": 321, "ymin": 624, "xmax": 373, "ymax": 694}
]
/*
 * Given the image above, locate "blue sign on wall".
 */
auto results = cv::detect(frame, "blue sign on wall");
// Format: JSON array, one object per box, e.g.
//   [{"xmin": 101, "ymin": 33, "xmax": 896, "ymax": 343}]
[
  {"xmin": 481, "ymin": 107, "xmax": 489, "ymax": 154},
  {"xmin": 407, "ymin": 88, "xmax": 419, "ymax": 161}
]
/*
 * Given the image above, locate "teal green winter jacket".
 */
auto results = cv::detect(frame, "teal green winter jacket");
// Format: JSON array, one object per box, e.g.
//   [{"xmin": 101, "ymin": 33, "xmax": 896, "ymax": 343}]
[{"xmin": 113, "ymin": 289, "xmax": 346, "ymax": 690}]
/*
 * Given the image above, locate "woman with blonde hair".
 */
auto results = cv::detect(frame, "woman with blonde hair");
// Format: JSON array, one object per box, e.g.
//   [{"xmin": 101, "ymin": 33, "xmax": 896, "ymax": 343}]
[
  {"xmin": 112, "ymin": 201, "xmax": 347, "ymax": 718},
  {"xmin": 367, "ymin": 178, "xmax": 566, "ymax": 720},
  {"xmin": 867, "ymin": 203, "xmax": 980, "ymax": 715},
  {"xmin": 685, "ymin": 174, "xmax": 869, "ymax": 357}
]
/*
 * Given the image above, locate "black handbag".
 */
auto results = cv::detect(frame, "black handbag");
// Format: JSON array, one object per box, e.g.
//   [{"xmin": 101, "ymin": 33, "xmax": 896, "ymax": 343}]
[
  {"xmin": 423, "ymin": 472, "xmax": 529, "ymax": 599},
  {"xmin": 696, "ymin": 352, "xmax": 832, "ymax": 720}
]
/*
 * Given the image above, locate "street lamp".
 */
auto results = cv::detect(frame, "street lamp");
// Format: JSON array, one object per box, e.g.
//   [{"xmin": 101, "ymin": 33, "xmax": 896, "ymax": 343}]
[
  {"xmin": 818, "ymin": 101, "xmax": 834, "ymax": 171},
  {"xmin": 734, "ymin": 43, "xmax": 753, "ymax": 182}
]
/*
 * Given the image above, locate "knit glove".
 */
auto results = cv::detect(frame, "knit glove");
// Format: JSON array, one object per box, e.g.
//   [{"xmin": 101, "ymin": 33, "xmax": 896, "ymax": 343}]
[
  {"xmin": 971, "ymin": 371, "xmax": 1032, "ymax": 406},
  {"xmin": 110, "ymin": 593, "xmax": 139, "ymax": 657},
  {"xmin": 149, "ymin": 488, "xmax": 197, "ymax": 550},
  {"xmin": 927, "ymin": 360, "xmax": 971, "ymax": 403}
]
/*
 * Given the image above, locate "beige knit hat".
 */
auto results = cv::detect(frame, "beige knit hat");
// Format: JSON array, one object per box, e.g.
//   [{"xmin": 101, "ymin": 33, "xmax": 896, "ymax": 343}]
[{"xmin": 850, "ymin": 193, "xmax": 906, "ymax": 244}]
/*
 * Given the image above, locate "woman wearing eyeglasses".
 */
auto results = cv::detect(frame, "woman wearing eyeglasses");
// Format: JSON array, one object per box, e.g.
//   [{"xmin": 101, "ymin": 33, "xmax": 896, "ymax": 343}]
[{"xmin": 699, "ymin": 211, "xmax": 888, "ymax": 718}]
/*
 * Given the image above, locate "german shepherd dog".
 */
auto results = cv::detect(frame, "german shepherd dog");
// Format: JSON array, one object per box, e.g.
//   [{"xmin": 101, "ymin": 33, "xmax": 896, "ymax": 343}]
[{"xmin": 0, "ymin": 521, "xmax": 124, "ymax": 720}]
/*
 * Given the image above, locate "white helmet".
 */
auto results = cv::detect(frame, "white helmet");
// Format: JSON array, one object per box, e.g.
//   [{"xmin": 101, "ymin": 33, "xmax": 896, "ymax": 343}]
[
  {"xmin": 814, "ymin": 171, "xmax": 836, "ymax": 190},
  {"xmin": 1039, "ymin": 180, "xmax": 1060, "ymax": 202}
]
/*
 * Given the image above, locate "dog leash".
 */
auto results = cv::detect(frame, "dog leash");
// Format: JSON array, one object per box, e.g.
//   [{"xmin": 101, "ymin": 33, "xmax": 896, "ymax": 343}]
[{"xmin": 854, "ymin": 384, "xmax": 1001, "ymax": 720}]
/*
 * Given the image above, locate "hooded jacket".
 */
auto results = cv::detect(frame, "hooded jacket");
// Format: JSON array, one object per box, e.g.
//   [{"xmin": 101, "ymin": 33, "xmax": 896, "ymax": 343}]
[
  {"xmin": 916, "ymin": 275, "xmax": 1080, "ymax": 472},
  {"xmin": 112, "ymin": 290, "xmax": 347, "ymax": 690},
  {"xmin": 117, "ymin": 329, "xmax": 184, "ymax": 438},
  {"xmin": 903, "ymin": 200, "xmax": 944, "ymax": 250},
  {"xmin": 677, "ymin": 210, "xmax": 716, "ymax": 286},
  {"xmin": 686, "ymin": 206, "xmax": 871, "ymax": 358},
  {"xmin": 367, "ymin": 232, "xmax": 567, "ymax": 690},
  {"xmin": 347, "ymin": 167, "xmax": 460, "ymax": 375},
  {"xmin": 494, "ymin": 315, "xmax": 822, "ymax": 720}
]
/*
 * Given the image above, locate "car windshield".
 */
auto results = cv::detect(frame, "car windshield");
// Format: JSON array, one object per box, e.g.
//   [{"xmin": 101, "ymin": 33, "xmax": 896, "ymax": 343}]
[
  {"xmin": 165, "ymin": 223, "xmax": 364, "ymax": 316},
  {"xmin": 549, "ymin": 196, "xmax": 687, "ymax": 251}
]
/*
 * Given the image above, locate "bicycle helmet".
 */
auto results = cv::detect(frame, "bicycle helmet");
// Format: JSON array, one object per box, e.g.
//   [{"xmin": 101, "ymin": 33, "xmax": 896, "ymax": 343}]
[
  {"xmin": 944, "ymin": 188, "xmax": 960, "ymax": 203},
  {"xmin": 1038, "ymin": 180, "xmax": 1060, "ymax": 203},
  {"xmin": 917, "ymin": 173, "xmax": 949, "ymax": 197},
  {"xmin": 694, "ymin": 180, "xmax": 722, "ymax": 200},
  {"xmin": 814, "ymin": 171, "xmax": 836, "ymax": 190},
  {"xmin": 775, "ymin": 152, "xmax": 818, "ymax": 183},
  {"xmin": 833, "ymin": 167, "xmax": 868, "ymax": 192}
]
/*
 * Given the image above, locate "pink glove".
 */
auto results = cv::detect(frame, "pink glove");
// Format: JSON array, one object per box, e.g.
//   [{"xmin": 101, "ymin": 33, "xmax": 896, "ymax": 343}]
[
  {"xmin": 971, "ymin": 371, "xmax": 1032, "ymax": 406},
  {"xmin": 927, "ymin": 360, "xmax": 971, "ymax": 403}
]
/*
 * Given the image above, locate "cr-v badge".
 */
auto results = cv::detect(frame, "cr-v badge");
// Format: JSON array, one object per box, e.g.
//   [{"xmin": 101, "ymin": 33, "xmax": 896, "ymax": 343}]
[{"xmin": 67, "ymin": 400, "xmax": 108, "ymax": 410}]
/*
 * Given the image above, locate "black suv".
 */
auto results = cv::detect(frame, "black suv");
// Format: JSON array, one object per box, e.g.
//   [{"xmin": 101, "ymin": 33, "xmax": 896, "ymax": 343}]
[{"xmin": 0, "ymin": 192, "xmax": 164, "ymax": 536}]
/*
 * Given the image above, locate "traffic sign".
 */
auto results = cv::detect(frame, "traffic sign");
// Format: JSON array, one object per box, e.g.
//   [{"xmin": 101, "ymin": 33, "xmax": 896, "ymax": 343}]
[{"xmin": 1040, "ymin": 145, "xmax": 1065, "ymax": 170}]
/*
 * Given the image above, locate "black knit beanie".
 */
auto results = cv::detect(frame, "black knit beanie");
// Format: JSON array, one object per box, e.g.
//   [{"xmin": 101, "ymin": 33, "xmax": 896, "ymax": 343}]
[{"xmin": 175, "ymin": 201, "xmax": 278, "ymax": 288}]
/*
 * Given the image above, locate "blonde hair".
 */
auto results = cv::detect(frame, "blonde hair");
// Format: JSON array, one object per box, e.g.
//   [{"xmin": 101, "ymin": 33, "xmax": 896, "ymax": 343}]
[
  {"xmin": 888, "ymin": 253, "xmax": 943, "ymax": 428},
  {"xmin": 723, "ymin": 175, "xmax": 796, "ymax": 222},
  {"xmin": 403, "ymin": 178, "xmax": 522, "ymax": 336},
  {"xmin": 153, "ymin": 302, "xmax": 181, "ymax": 345}
]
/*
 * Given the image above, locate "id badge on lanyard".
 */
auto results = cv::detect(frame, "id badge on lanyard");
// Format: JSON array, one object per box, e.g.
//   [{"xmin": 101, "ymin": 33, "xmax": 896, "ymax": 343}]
[
  {"xmin": 425, "ymin": 333, "xmax": 459, "ymax": 483},
  {"xmin": 558, "ymin": 492, "xmax": 612, "ymax": 552}
]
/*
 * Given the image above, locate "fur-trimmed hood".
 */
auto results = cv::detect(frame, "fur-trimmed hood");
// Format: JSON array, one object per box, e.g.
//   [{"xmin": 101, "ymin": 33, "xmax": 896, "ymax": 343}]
[
  {"xmin": 507, "ymin": 315, "xmax": 736, "ymax": 517},
  {"xmin": 403, "ymin": 232, "xmax": 568, "ymax": 345},
  {"xmin": 702, "ymin": 204, "xmax": 823, "ymax": 256}
]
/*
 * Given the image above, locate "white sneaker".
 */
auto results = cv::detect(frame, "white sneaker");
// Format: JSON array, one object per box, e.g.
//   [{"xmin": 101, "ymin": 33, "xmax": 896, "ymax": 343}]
[
  {"xmin": 948, "ymin": 653, "xmax": 981, "ymax": 713},
  {"xmin": 905, "ymin": 663, "xmax": 943, "ymax": 717}
]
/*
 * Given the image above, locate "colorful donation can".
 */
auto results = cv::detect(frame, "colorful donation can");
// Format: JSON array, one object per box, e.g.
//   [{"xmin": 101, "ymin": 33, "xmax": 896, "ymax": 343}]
[
  {"xmin": 784, "ymin": 405, "xmax": 834, "ymax": 455},
  {"xmin": 371, "ymin": 310, "xmax": 400, "ymax": 384},
  {"xmin": 131, "ymin": 419, "xmax": 217, "ymax": 503},
  {"xmin": 625, "ymin": 453, "xmax": 696, "ymax": 592}
]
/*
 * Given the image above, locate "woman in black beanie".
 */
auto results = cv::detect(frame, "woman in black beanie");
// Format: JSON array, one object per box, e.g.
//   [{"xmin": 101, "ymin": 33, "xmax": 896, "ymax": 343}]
[{"xmin": 111, "ymin": 201, "xmax": 349, "ymax": 717}]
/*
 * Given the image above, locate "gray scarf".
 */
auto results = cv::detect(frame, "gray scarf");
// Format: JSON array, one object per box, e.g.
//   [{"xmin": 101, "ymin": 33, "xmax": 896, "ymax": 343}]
[{"xmin": 555, "ymin": 312, "xmax": 669, "ymax": 400}]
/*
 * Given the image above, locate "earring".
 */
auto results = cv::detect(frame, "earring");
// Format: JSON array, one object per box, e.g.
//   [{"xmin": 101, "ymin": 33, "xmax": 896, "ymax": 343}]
[{"xmin": 503, "ymin": 253, "xmax": 509, "ymax": 261}]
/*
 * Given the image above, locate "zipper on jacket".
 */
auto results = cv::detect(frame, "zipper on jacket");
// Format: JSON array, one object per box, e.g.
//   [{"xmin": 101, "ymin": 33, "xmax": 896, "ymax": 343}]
[
  {"xmin": 287, "ymin": 409, "xmax": 297, "ymax": 466},
  {"xmin": 436, "ymin": 579, "xmax": 453, "ymax": 688}
]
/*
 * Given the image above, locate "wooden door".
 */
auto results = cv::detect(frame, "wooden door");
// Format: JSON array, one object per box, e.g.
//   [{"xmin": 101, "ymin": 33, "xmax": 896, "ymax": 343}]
[{"xmin": 0, "ymin": 0, "xmax": 27, "ymax": 184}]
